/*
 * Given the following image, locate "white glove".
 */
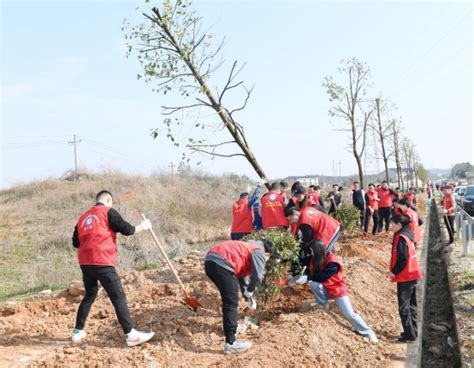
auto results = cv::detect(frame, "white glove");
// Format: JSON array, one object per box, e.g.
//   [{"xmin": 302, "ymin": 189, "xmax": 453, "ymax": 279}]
[
  {"xmin": 247, "ymin": 296, "xmax": 257, "ymax": 310},
  {"xmin": 295, "ymin": 275, "xmax": 308, "ymax": 285},
  {"xmin": 258, "ymin": 178, "xmax": 267, "ymax": 186},
  {"xmin": 246, "ymin": 184, "xmax": 251, "ymax": 193},
  {"xmin": 140, "ymin": 219, "xmax": 152, "ymax": 230},
  {"xmin": 443, "ymin": 209, "xmax": 448, "ymax": 214},
  {"xmin": 243, "ymin": 289, "xmax": 253, "ymax": 299}
]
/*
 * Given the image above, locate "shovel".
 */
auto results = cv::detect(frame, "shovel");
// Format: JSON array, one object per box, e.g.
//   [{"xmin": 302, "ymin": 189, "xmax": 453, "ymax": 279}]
[{"xmin": 141, "ymin": 213, "xmax": 203, "ymax": 311}]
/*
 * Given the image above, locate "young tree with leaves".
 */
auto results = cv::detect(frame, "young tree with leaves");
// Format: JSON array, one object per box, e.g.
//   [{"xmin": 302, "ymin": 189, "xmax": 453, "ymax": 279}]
[
  {"xmin": 323, "ymin": 58, "xmax": 374, "ymax": 188},
  {"xmin": 124, "ymin": 0, "xmax": 270, "ymax": 187}
]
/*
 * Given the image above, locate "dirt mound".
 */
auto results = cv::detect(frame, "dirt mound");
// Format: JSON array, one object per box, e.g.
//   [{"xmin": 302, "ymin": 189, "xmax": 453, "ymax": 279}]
[{"xmin": 0, "ymin": 239, "xmax": 409, "ymax": 367}]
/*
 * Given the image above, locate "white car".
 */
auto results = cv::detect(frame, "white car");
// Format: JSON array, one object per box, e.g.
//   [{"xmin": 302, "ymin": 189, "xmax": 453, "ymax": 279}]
[{"xmin": 454, "ymin": 186, "xmax": 467, "ymax": 204}]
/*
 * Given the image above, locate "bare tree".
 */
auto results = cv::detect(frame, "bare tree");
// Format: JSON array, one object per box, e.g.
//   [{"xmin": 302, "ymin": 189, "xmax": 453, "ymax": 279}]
[
  {"xmin": 372, "ymin": 97, "xmax": 394, "ymax": 183},
  {"xmin": 401, "ymin": 137, "xmax": 415, "ymax": 189},
  {"xmin": 124, "ymin": 0, "xmax": 270, "ymax": 187},
  {"xmin": 323, "ymin": 58, "xmax": 374, "ymax": 187},
  {"xmin": 391, "ymin": 118, "xmax": 403, "ymax": 190}
]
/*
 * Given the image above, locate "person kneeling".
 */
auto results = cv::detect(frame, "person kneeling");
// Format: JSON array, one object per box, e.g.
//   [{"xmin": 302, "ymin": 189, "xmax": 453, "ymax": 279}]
[
  {"xmin": 204, "ymin": 239, "xmax": 274, "ymax": 354},
  {"xmin": 303, "ymin": 239, "xmax": 378, "ymax": 343}
]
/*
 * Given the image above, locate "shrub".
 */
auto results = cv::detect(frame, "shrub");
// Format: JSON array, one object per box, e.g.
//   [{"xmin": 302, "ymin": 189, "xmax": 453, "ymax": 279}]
[
  {"xmin": 332, "ymin": 204, "xmax": 361, "ymax": 234},
  {"xmin": 243, "ymin": 230, "xmax": 300, "ymax": 318}
]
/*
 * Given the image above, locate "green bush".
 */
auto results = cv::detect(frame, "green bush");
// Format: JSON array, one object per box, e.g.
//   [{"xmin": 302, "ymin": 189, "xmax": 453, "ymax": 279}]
[
  {"xmin": 243, "ymin": 230, "xmax": 300, "ymax": 318},
  {"xmin": 332, "ymin": 204, "xmax": 361, "ymax": 234}
]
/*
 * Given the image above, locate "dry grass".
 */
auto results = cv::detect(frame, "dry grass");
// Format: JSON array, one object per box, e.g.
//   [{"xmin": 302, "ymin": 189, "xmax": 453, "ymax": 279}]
[{"xmin": 0, "ymin": 170, "xmax": 250, "ymax": 301}]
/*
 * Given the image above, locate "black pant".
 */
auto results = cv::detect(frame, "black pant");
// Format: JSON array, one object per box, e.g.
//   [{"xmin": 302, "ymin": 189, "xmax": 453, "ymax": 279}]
[
  {"xmin": 75, "ymin": 265, "xmax": 133, "ymax": 334},
  {"xmin": 397, "ymin": 280, "xmax": 417, "ymax": 339},
  {"xmin": 364, "ymin": 209, "xmax": 379, "ymax": 235},
  {"xmin": 378, "ymin": 207, "xmax": 392, "ymax": 232},
  {"xmin": 230, "ymin": 232, "xmax": 249, "ymax": 241},
  {"xmin": 444, "ymin": 215, "xmax": 455, "ymax": 243},
  {"xmin": 204, "ymin": 261, "xmax": 239, "ymax": 344},
  {"xmin": 355, "ymin": 205, "xmax": 365, "ymax": 229}
]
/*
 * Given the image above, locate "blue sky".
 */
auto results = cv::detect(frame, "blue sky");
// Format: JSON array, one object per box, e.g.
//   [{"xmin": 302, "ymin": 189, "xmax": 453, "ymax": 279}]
[{"xmin": 1, "ymin": 0, "xmax": 472, "ymax": 188}]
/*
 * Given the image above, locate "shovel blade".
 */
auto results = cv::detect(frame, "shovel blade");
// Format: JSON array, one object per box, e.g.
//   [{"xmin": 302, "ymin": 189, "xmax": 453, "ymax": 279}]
[{"xmin": 183, "ymin": 296, "xmax": 203, "ymax": 311}]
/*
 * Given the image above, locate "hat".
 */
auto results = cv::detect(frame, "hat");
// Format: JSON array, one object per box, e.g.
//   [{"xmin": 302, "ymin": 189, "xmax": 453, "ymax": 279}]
[{"xmin": 293, "ymin": 184, "xmax": 307, "ymax": 196}]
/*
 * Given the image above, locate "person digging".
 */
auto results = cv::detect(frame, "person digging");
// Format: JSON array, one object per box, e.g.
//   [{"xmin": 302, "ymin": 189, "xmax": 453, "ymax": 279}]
[
  {"xmin": 204, "ymin": 239, "xmax": 275, "ymax": 354},
  {"xmin": 71, "ymin": 190, "xmax": 155, "ymax": 346}
]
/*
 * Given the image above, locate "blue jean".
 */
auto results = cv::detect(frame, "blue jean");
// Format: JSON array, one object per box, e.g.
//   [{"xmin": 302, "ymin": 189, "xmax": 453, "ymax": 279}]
[
  {"xmin": 326, "ymin": 229, "xmax": 340, "ymax": 254},
  {"xmin": 310, "ymin": 281, "xmax": 374, "ymax": 337}
]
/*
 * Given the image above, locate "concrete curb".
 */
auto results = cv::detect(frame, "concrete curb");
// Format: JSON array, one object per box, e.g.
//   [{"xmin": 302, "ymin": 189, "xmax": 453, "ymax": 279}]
[{"xmin": 404, "ymin": 201, "xmax": 430, "ymax": 367}]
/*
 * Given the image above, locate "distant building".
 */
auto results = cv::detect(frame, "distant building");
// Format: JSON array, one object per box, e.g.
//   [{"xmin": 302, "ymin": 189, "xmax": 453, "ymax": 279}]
[{"xmin": 281, "ymin": 175, "xmax": 320, "ymax": 187}]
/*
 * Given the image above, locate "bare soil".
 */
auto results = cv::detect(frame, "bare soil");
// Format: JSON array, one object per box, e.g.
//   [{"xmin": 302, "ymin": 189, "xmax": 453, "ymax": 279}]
[{"xmin": 1, "ymin": 234, "xmax": 411, "ymax": 367}]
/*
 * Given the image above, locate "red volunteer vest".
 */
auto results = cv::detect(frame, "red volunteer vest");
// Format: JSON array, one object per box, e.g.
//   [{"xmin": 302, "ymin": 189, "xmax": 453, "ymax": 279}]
[
  {"xmin": 405, "ymin": 192, "xmax": 415, "ymax": 207},
  {"xmin": 261, "ymin": 191, "xmax": 289, "ymax": 229},
  {"xmin": 207, "ymin": 241, "xmax": 260, "ymax": 278},
  {"xmin": 77, "ymin": 205, "xmax": 117, "ymax": 266},
  {"xmin": 309, "ymin": 253, "xmax": 348, "ymax": 298},
  {"xmin": 299, "ymin": 207, "xmax": 340, "ymax": 247},
  {"xmin": 365, "ymin": 191, "xmax": 379, "ymax": 210},
  {"xmin": 307, "ymin": 191, "xmax": 320, "ymax": 207},
  {"xmin": 443, "ymin": 194, "xmax": 455, "ymax": 215},
  {"xmin": 390, "ymin": 233, "xmax": 422, "ymax": 283},
  {"xmin": 231, "ymin": 199, "xmax": 253, "ymax": 233},
  {"xmin": 377, "ymin": 188, "xmax": 393, "ymax": 208}
]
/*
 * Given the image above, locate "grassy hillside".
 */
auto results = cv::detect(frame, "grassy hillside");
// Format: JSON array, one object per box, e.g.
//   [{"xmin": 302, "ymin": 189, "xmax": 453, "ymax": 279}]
[{"xmin": 0, "ymin": 171, "xmax": 250, "ymax": 301}]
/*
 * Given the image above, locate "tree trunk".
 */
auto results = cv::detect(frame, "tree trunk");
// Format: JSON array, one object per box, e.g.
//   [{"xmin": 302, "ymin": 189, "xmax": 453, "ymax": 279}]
[
  {"xmin": 375, "ymin": 99, "xmax": 390, "ymax": 183},
  {"xmin": 355, "ymin": 154, "xmax": 364, "ymax": 188}
]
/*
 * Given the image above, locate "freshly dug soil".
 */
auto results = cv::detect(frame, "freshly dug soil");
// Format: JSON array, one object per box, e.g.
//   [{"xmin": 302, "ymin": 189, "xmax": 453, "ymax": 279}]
[{"xmin": 1, "ymin": 235, "xmax": 409, "ymax": 367}]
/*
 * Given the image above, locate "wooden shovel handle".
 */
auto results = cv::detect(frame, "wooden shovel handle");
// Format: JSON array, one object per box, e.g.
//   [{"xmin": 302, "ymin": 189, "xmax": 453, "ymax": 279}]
[{"xmin": 141, "ymin": 213, "xmax": 189, "ymax": 296}]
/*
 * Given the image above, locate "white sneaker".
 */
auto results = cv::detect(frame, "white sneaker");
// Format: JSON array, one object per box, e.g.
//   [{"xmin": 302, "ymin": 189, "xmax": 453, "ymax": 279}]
[
  {"xmin": 236, "ymin": 323, "xmax": 247, "ymax": 334},
  {"xmin": 367, "ymin": 332, "xmax": 378, "ymax": 344},
  {"xmin": 126, "ymin": 328, "xmax": 155, "ymax": 347},
  {"xmin": 223, "ymin": 340, "xmax": 252, "ymax": 354},
  {"xmin": 71, "ymin": 328, "xmax": 86, "ymax": 343},
  {"xmin": 310, "ymin": 301, "xmax": 330, "ymax": 310}
]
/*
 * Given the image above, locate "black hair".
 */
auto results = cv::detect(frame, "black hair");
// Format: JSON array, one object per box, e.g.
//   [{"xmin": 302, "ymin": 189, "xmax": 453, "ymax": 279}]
[
  {"xmin": 309, "ymin": 185, "xmax": 316, "ymax": 190},
  {"xmin": 280, "ymin": 181, "xmax": 289, "ymax": 189},
  {"xmin": 353, "ymin": 181, "xmax": 359, "ymax": 185},
  {"xmin": 398, "ymin": 198, "xmax": 410, "ymax": 207},
  {"xmin": 270, "ymin": 182, "xmax": 281, "ymax": 191},
  {"xmin": 290, "ymin": 181, "xmax": 301, "ymax": 194},
  {"xmin": 307, "ymin": 239, "xmax": 327, "ymax": 276},
  {"xmin": 239, "ymin": 192, "xmax": 249, "ymax": 199},
  {"xmin": 368, "ymin": 183, "xmax": 375, "ymax": 187},
  {"xmin": 382, "ymin": 180, "xmax": 388, "ymax": 184},
  {"xmin": 314, "ymin": 185, "xmax": 321, "ymax": 191},
  {"xmin": 395, "ymin": 187, "xmax": 400, "ymax": 191},
  {"xmin": 285, "ymin": 207, "xmax": 300, "ymax": 217},
  {"xmin": 332, "ymin": 184, "xmax": 339, "ymax": 188},
  {"xmin": 391, "ymin": 214, "xmax": 411, "ymax": 226},
  {"xmin": 262, "ymin": 239, "xmax": 275, "ymax": 255},
  {"xmin": 96, "ymin": 190, "xmax": 113, "ymax": 203}
]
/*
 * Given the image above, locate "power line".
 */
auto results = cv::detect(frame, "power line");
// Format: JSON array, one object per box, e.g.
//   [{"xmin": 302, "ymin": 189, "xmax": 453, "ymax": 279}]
[{"xmin": 67, "ymin": 134, "xmax": 81, "ymax": 173}]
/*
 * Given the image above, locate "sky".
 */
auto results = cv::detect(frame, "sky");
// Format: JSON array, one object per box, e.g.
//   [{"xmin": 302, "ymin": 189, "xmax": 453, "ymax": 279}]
[{"xmin": 1, "ymin": 0, "xmax": 473, "ymax": 189}]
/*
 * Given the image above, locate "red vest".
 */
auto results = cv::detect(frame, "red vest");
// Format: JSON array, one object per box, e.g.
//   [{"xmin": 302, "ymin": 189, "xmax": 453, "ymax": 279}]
[
  {"xmin": 261, "ymin": 191, "xmax": 289, "ymax": 229},
  {"xmin": 366, "ymin": 191, "xmax": 379, "ymax": 210},
  {"xmin": 406, "ymin": 208, "xmax": 421, "ymax": 243},
  {"xmin": 207, "ymin": 241, "xmax": 260, "ymax": 278},
  {"xmin": 307, "ymin": 191, "xmax": 320, "ymax": 207},
  {"xmin": 377, "ymin": 188, "xmax": 393, "ymax": 208},
  {"xmin": 299, "ymin": 207, "xmax": 340, "ymax": 247},
  {"xmin": 310, "ymin": 253, "xmax": 348, "ymax": 298},
  {"xmin": 390, "ymin": 232, "xmax": 422, "ymax": 282},
  {"xmin": 77, "ymin": 205, "xmax": 117, "ymax": 266},
  {"xmin": 443, "ymin": 194, "xmax": 455, "ymax": 215},
  {"xmin": 231, "ymin": 199, "xmax": 253, "ymax": 233},
  {"xmin": 405, "ymin": 192, "xmax": 415, "ymax": 207}
]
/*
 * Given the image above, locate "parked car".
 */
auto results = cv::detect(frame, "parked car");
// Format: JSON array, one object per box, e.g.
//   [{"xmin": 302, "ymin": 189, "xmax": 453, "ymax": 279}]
[
  {"xmin": 460, "ymin": 185, "xmax": 474, "ymax": 216},
  {"xmin": 454, "ymin": 185, "xmax": 467, "ymax": 205}
]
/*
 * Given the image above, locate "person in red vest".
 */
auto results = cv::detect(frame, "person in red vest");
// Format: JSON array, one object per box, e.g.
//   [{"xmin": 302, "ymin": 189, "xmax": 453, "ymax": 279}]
[
  {"xmin": 377, "ymin": 181, "xmax": 396, "ymax": 233},
  {"xmin": 287, "ymin": 206, "xmax": 341, "ymax": 254},
  {"xmin": 204, "ymin": 239, "xmax": 274, "ymax": 354},
  {"xmin": 393, "ymin": 198, "xmax": 423, "ymax": 246},
  {"xmin": 441, "ymin": 185, "xmax": 455, "ymax": 244},
  {"xmin": 404, "ymin": 187, "xmax": 417, "ymax": 210},
  {"xmin": 261, "ymin": 182, "xmax": 289, "ymax": 231},
  {"xmin": 364, "ymin": 183, "xmax": 380, "ymax": 238},
  {"xmin": 299, "ymin": 240, "xmax": 378, "ymax": 343},
  {"xmin": 389, "ymin": 214, "xmax": 423, "ymax": 342},
  {"xmin": 395, "ymin": 187, "xmax": 403, "ymax": 200},
  {"xmin": 308, "ymin": 185, "xmax": 325, "ymax": 210},
  {"xmin": 71, "ymin": 190, "xmax": 155, "ymax": 346},
  {"xmin": 286, "ymin": 183, "xmax": 309, "ymax": 236},
  {"xmin": 230, "ymin": 183, "xmax": 263, "ymax": 240}
]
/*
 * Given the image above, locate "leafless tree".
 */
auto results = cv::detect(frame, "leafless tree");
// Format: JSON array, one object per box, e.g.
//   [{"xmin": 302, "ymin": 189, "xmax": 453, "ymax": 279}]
[
  {"xmin": 323, "ymin": 58, "xmax": 374, "ymax": 187},
  {"xmin": 124, "ymin": 0, "xmax": 270, "ymax": 187},
  {"xmin": 372, "ymin": 97, "xmax": 395, "ymax": 183},
  {"xmin": 391, "ymin": 118, "xmax": 404, "ymax": 190}
]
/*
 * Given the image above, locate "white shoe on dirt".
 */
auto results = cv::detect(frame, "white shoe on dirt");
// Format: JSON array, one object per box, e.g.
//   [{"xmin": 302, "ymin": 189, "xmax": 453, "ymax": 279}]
[
  {"xmin": 223, "ymin": 340, "xmax": 252, "ymax": 354},
  {"xmin": 367, "ymin": 332, "xmax": 378, "ymax": 344},
  {"xmin": 126, "ymin": 328, "xmax": 155, "ymax": 347},
  {"xmin": 310, "ymin": 301, "xmax": 330, "ymax": 310},
  {"xmin": 71, "ymin": 328, "xmax": 86, "ymax": 343}
]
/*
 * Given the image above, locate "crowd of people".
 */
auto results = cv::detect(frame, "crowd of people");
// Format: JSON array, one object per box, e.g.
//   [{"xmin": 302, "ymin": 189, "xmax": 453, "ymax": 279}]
[{"xmin": 70, "ymin": 178, "xmax": 457, "ymax": 355}]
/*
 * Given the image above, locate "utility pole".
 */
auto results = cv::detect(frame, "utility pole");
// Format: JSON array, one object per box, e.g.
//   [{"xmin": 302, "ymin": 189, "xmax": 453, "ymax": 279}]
[
  {"xmin": 339, "ymin": 161, "xmax": 342, "ymax": 183},
  {"xmin": 169, "ymin": 162, "xmax": 175, "ymax": 175},
  {"xmin": 68, "ymin": 134, "xmax": 81, "ymax": 173}
]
